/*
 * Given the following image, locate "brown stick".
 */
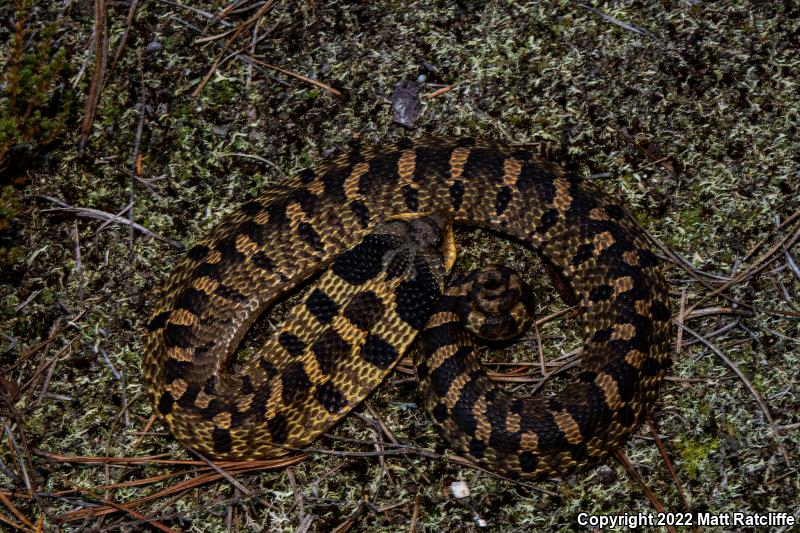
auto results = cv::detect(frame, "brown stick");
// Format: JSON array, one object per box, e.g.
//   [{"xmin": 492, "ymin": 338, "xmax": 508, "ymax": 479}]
[{"xmin": 79, "ymin": 0, "xmax": 108, "ymax": 154}]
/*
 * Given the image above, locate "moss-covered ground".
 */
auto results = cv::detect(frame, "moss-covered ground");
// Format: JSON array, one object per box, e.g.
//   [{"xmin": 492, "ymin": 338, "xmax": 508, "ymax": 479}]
[{"xmin": 1, "ymin": 1, "xmax": 798, "ymax": 531}]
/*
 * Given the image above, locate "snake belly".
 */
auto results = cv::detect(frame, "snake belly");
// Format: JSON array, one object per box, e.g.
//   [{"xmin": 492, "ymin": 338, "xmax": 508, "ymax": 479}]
[{"xmin": 143, "ymin": 137, "xmax": 672, "ymax": 477}]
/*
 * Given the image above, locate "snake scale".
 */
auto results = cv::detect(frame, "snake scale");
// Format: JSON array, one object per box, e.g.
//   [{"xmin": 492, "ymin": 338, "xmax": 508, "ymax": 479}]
[{"xmin": 143, "ymin": 137, "xmax": 672, "ymax": 479}]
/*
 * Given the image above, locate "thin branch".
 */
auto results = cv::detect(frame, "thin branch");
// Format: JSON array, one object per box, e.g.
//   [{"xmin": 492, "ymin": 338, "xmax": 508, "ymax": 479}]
[
  {"xmin": 38, "ymin": 196, "xmax": 184, "ymax": 249},
  {"xmin": 678, "ymin": 323, "xmax": 791, "ymax": 466},
  {"xmin": 79, "ymin": 0, "xmax": 108, "ymax": 154}
]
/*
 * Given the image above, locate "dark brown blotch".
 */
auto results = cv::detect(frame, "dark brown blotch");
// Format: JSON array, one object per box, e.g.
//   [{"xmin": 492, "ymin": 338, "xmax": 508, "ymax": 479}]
[
  {"xmin": 298, "ymin": 222, "xmax": 325, "ymax": 252},
  {"xmin": 305, "ymin": 289, "xmax": 339, "ymax": 324},
  {"xmin": 359, "ymin": 333, "xmax": 399, "ymax": 370},
  {"xmin": 212, "ymin": 427, "xmax": 232, "ymax": 454},
  {"xmin": 281, "ymin": 362, "xmax": 312, "ymax": 403},
  {"xmin": 402, "ymin": 184, "xmax": 419, "ymax": 212},
  {"xmin": 268, "ymin": 413, "xmax": 289, "ymax": 443},
  {"xmin": 343, "ymin": 291, "xmax": 385, "ymax": 331},
  {"xmin": 312, "ymin": 329, "xmax": 351, "ymax": 374},
  {"xmin": 314, "ymin": 381, "xmax": 348, "ymax": 413},
  {"xmin": 278, "ymin": 331, "xmax": 306, "ymax": 357},
  {"xmin": 158, "ymin": 392, "xmax": 174, "ymax": 415}
]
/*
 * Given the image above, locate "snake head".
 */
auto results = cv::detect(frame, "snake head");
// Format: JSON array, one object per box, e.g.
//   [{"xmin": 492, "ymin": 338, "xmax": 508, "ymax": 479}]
[{"xmin": 374, "ymin": 212, "xmax": 455, "ymax": 289}]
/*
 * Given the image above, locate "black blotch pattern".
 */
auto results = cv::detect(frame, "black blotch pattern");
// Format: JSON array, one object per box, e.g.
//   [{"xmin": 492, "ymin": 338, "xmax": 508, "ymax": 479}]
[
  {"xmin": 429, "ymin": 349, "xmax": 469, "ymax": 397},
  {"xmin": 495, "ymin": 185, "xmax": 514, "ymax": 215},
  {"xmin": 511, "ymin": 148, "xmax": 532, "ymax": 160},
  {"xmin": 248, "ymin": 383, "xmax": 271, "ymax": 421},
  {"xmin": 591, "ymin": 327, "xmax": 613, "ymax": 343},
  {"xmin": 360, "ymin": 334, "xmax": 399, "ymax": 369},
  {"xmin": 432, "ymin": 403, "xmax": 448, "ymax": 422},
  {"xmin": 416, "ymin": 360, "xmax": 429, "ymax": 380},
  {"xmin": 194, "ymin": 262, "xmax": 222, "ymax": 280},
  {"xmin": 298, "ymin": 222, "xmax": 325, "ymax": 252},
  {"xmin": 566, "ymin": 179, "xmax": 598, "ymax": 220},
  {"xmin": 585, "ymin": 219, "xmax": 627, "ymax": 243},
  {"xmin": 411, "ymin": 146, "xmax": 451, "ymax": 182},
  {"xmin": 536, "ymin": 208, "xmax": 559, "ymax": 235},
  {"xmin": 268, "ymin": 413, "xmax": 289, "ymax": 443},
  {"xmin": 239, "ymin": 220, "xmax": 266, "ymax": 246},
  {"xmin": 241, "ymin": 200, "xmax": 263, "ymax": 216},
  {"xmin": 402, "ymin": 184, "xmax": 419, "ymax": 212},
  {"xmin": 385, "ymin": 249, "xmax": 411, "ymax": 279},
  {"xmin": 177, "ymin": 384, "xmax": 200, "ymax": 409},
  {"xmin": 605, "ymin": 204, "xmax": 626, "ymax": 220},
  {"xmin": 312, "ymin": 329, "xmax": 350, "ymax": 374},
  {"xmin": 568, "ymin": 441, "xmax": 589, "ymax": 464},
  {"xmin": 358, "ymin": 151, "xmax": 404, "ymax": 197},
  {"xmin": 571, "ymin": 242, "xmax": 595, "ymax": 266},
  {"xmin": 461, "ymin": 148, "xmax": 505, "ymax": 185},
  {"xmin": 212, "ymin": 427, "xmax": 232, "ymax": 453},
  {"xmin": 343, "ymin": 291, "xmax": 385, "ymax": 330},
  {"xmin": 305, "ymin": 289, "xmax": 339, "ymax": 324},
  {"xmin": 164, "ymin": 357, "xmax": 192, "ymax": 383},
  {"xmin": 348, "ymin": 148, "xmax": 365, "ymax": 165},
  {"xmin": 641, "ymin": 357, "xmax": 662, "ymax": 377},
  {"xmin": 291, "ymin": 189, "xmax": 318, "ymax": 217},
  {"xmin": 265, "ymin": 200, "xmax": 289, "ymax": 226},
  {"xmin": 148, "ymin": 311, "xmax": 171, "ymax": 332},
  {"xmin": 469, "ymin": 438, "xmax": 487, "ymax": 459},
  {"xmin": 421, "ymin": 322, "xmax": 462, "ymax": 357},
  {"xmin": 174, "ymin": 287, "xmax": 209, "ymax": 315},
  {"xmin": 349, "ymin": 200, "xmax": 371, "ymax": 228},
  {"xmin": 321, "ymin": 166, "xmax": 351, "ymax": 201},
  {"xmin": 451, "ymin": 374, "xmax": 483, "ymax": 435},
  {"xmin": 298, "ymin": 168, "xmax": 316, "ymax": 183},
  {"xmin": 395, "ymin": 262, "xmax": 440, "ymax": 330},
  {"xmin": 396, "ymin": 137, "xmax": 414, "ymax": 150},
  {"xmin": 605, "ymin": 361, "xmax": 638, "ymax": 403},
  {"xmin": 251, "ymin": 251, "xmax": 277, "ymax": 271},
  {"xmin": 651, "ymin": 301, "xmax": 671, "ymax": 322},
  {"xmin": 488, "ymin": 417, "xmax": 521, "ymax": 455},
  {"xmin": 281, "ymin": 362, "xmax": 312, "ymax": 403},
  {"xmin": 215, "ymin": 283, "xmax": 246, "ymax": 302},
  {"xmin": 278, "ymin": 331, "xmax": 306, "ymax": 357},
  {"xmin": 315, "ymin": 381, "xmax": 348, "ymax": 413},
  {"xmin": 628, "ymin": 313, "xmax": 655, "ymax": 353},
  {"xmin": 163, "ymin": 323, "xmax": 194, "ymax": 349},
  {"xmin": 516, "ymin": 163, "xmax": 557, "ymax": 199},
  {"xmin": 332, "ymin": 234, "xmax": 399, "ymax": 285},
  {"xmin": 529, "ymin": 411, "xmax": 569, "ymax": 452},
  {"xmin": 457, "ymin": 138, "xmax": 476, "ymax": 147},
  {"xmin": 187, "ymin": 244, "xmax": 210, "ymax": 261},
  {"xmin": 158, "ymin": 392, "xmax": 174, "ymax": 415},
  {"xmin": 259, "ymin": 358, "xmax": 278, "ymax": 378},
  {"xmin": 203, "ymin": 398, "xmax": 227, "ymax": 417},
  {"xmin": 637, "ymin": 248, "xmax": 660, "ymax": 267},
  {"xmin": 616, "ymin": 405, "xmax": 635, "ymax": 427},
  {"xmin": 449, "ymin": 180, "xmax": 465, "ymax": 211},
  {"xmin": 566, "ymin": 380, "xmax": 608, "ymax": 437},
  {"xmin": 519, "ymin": 451, "xmax": 539, "ymax": 473},
  {"xmin": 589, "ymin": 284, "xmax": 613, "ymax": 303},
  {"xmin": 216, "ymin": 236, "xmax": 245, "ymax": 264},
  {"xmin": 548, "ymin": 398, "xmax": 564, "ymax": 412},
  {"xmin": 231, "ymin": 404, "xmax": 254, "ymax": 426},
  {"xmin": 203, "ymin": 376, "xmax": 217, "ymax": 395}
]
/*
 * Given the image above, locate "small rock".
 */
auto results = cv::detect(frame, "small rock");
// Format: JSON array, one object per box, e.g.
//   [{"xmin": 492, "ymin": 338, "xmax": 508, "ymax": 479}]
[
  {"xmin": 450, "ymin": 481, "xmax": 470, "ymax": 499},
  {"xmin": 392, "ymin": 80, "xmax": 422, "ymax": 128}
]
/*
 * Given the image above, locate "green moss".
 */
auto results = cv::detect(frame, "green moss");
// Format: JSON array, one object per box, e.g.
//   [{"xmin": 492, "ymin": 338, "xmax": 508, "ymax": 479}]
[
  {"xmin": 674, "ymin": 436, "xmax": 720, "ymax": 479},
  {"xmin": 0, "ymin": 0, "xmax": 72, "ymax": 177}
]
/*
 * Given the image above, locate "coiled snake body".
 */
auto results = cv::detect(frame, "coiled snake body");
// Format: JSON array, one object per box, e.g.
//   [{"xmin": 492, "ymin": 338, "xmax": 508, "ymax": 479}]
[{"xmin": 143, "ymin": 137, "xmax": 671, "ymax": 479}]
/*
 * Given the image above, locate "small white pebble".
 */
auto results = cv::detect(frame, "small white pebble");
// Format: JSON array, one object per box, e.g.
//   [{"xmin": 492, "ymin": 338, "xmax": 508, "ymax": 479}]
[
  {"xmin": 473, "ymin": 515, "xmax": 487, "ymax": 528},
  {"xmin": 450, "ymin": 481, "xmax": 470, "ymax": 498}
]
